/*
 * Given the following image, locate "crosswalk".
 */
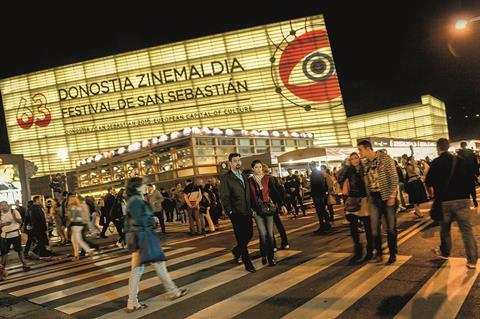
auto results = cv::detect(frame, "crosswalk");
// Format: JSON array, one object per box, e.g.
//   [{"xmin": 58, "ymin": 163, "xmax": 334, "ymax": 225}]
[{"xmin": 1, "ymin": 242, "xmax": 479, "ymax": 319}]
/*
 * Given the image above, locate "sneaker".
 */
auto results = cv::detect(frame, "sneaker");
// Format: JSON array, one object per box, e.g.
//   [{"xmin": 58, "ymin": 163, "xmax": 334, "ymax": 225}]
[
  {"xmin": 116, "ymin": 241, "xmax": 124, "ymax": 249},
  {"xmin": 467, "ymin": 263, "xmax": 477, "ymax": 269},
  {"xmin": 433, "ymin": 247, "xmax": 449, "ymax": 260},
  {"xmin": 280, "ymin": 244, "xmax": 290, "ymax": 250},
  {"xmin": 170, "ymin": 288, "xmax": 189, "ymax": 300},
  {"xmin": 22, "ymin": 265, "xmax": 31, "ymax": 272}
]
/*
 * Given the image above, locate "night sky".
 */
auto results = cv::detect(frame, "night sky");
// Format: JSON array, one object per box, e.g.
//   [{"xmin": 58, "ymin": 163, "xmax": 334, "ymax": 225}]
[{"xmin": 1, "ymin": 0, "xmax": 479, "ymax": 154}]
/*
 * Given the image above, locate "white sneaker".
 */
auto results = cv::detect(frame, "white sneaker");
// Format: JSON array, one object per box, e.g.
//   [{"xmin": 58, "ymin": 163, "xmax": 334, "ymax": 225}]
[
  {"xmin": 433, "ymin": 247, "xmax": 448, "ymax": 260},
  {"xmin": 116, "ymin": 242, "xmax": 124, "ymax": 249},
  {"xmin": 467, "ymin": 263, "xmax": 477, "ymax": 269}
]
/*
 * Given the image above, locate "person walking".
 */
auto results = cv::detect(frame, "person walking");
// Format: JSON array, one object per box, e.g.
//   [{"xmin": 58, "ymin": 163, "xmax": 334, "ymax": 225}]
[
  {"xmin": 339, "ymin": 153, "xmax": 373, "ymax": 263},
  {"xmin": 100, "ymin": 187, "xmax": 116, "ymax": 238},
  {"xmin": 457, "ymin": 141, "xmax": 479, "ymax": 208},
  {"xmin": 67, "ymin": 196, "xmax": 95, "ymax": 261},
  {"xmin": 262, "ymin": 164, "xmax": 289, "ymax": 250},
  {"xmin": 0, "ymin": 201, "xmax": 30, "ymax": 277},
  {"xmin": 405, "ymin": 159, "xmax": 428, "ymax": 219},
  {"xmin": 249, "ymin": 160, "xmax": 286, "ymax": 266},
  {"xmin": 110, "ymin": 189, "xmax": 127, "ymax": 248},
  {"xmin": 146, "ymin": 184, "xmax": 166, "ymax": 233},
  {"xmin": 358, "ymin": 140, "xmax": 399, "ymax": 264},
  {"xmin": 51, "ymin": 198, "xmax": 67, "ymax": 245},
  {"xmin": 201, "ymin": 184, "xmax": 217, "ymax": 233},
  {"xmin": 219, "ymin": 153, "xmax": 256, "ymax": 273},
  {"xmin": 310, "ymin": 162, "xmax": 331, "ymax": 234},
  {"xmin": 30, "ymin": 196, "xmax": 53, "ymax": 258},
  {"xmin": 173, "ymin": 183, "xmax": 187, "ymax": 223},
  {"xmin": 183, "ymin": 179, "xmax": 204, "ymax": 235},
  {"xmin": 22, "ymin": 200, "xmax": 37, "ymax": 259},
  {"xmin": 285, "ymin": 168, "xmax": 306, "ymax": 217},
  {"xmin": 427, "ymin": 138, "xmax": 478, "ymax": 269},
  {"xmin": 124, "ymin": 177, "xmax": 188, "ymax": 312}
]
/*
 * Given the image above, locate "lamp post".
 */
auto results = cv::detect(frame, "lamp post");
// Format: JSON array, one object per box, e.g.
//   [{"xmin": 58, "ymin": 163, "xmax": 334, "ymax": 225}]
[
  {"xmin": 455, "ymin": 16, "xmax": 480, "ymax": 30},
  {"xmin": 58, "ymin": 149, "xmax": 69, "ymax": 192}
]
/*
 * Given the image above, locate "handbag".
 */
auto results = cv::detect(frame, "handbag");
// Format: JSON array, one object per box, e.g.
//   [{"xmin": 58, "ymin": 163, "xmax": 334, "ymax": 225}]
[
  {"xmin": 429, "ymin": 157, "xmax": 456, "ymax": 222},
  {"xmin": 137, "ymin": 228, "xmax": 167, "ymax": 264},
  {"xmin": 254, "ymin": 179, "xmax": 275, "ymax": 217},
  {"xmin": 345, "ymin": 197, "xmax": 362, "ymax": 213},
  {"xmin": 327, "ymin": 194, "xmax": 337, "ymax": 205}
]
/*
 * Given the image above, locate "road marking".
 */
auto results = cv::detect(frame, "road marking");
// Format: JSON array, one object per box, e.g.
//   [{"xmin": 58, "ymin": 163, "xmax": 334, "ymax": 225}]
[
  {"xmin": 56, "ymin": 248, "xmax": 245, "ymax": 314},
  {"xmin": 283, "ymin": 255, "xmax": 411, "ymax": 319},
  {"xmin": 93, "ymin": 249, "xmax": 301, "ymax": 319},
  {"xmin": 394, "ymin": 258, "xmax": 480, "ymax": 319},
  {"xmin": 23, "ymin": 247, "xmax": 209, "ymax": 303},
  {"xmin": 188, "ymin": 252, "xmax": 349, "ymax": 319}
]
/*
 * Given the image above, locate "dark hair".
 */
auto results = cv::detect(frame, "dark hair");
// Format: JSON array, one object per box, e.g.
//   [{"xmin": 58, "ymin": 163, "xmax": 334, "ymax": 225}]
[
  {"xmin": 33, "ymin": 195, "xmax": 41, "ymax": 202},
  {"xmin": 126, "ymin": 177, "xmax": 143, "ymax": 198},
  {"xmin": 251, "ymin": 159, "xmax": 262, "ymax": 168},
  {"xmin": 460, "ymin": 141, "xmax": 467, "ymax": 148},
  {"xmin": 349, "ymin": 152, "xmax": 359, "ymax": 158},
  {"xmin": 357, "ymin": 140, "xmax": 373, "ymax": 149},
  {"xmin": 117, "ymin": 188, "xmax": 125, "ymax": 199},
  {"xmin": 436, "ymin": 138, "xmax": 449, "ymax": 152},
  {"xmin": 228, "ymin": 153, "xmax": 241, "ymax": 162},
  {"xmin": 186, "ymin": 179, "xmax": 192, "ymax": 183},
  {"xmin": 108, "ymin": 186, "xmax": 115, "ymax": 192},
  {"xmin": 147, "ymin": 183, "xmax": 153, "ymax": 187}
]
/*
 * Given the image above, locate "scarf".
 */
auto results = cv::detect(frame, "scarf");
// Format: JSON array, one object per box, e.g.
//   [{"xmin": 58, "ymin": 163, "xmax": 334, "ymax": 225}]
[{"xmin": 253, "ymin": 174, "xmax": 264, "ymax": 190}]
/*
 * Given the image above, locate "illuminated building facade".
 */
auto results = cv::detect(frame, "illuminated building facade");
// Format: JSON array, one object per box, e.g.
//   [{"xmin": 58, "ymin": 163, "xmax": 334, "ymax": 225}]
[
  {"xmin": 0, "ymin": 14, "xmax": 350, "ymax": 178},
  {"xmin": 347, "ymin": 95, "xmax": 449, "ymax": 145},
  {"xmin": 75, "ymin": 127, "xmax": 314, "ymax": 194}
]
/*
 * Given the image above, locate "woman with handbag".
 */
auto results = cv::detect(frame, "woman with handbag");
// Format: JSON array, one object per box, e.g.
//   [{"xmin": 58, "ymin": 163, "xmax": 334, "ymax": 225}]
[
  {"xmin": 125, "ymin": 177, "xmax": 188, "ymax": 313},
  {"xmin": 339, "ymin": 153, "xmax": 373, "ymax": 264},
  {"xmin": 249, "ymin": 160, "xmax": 285, "ymax": 266},
  {"xmin": 406, "ymin": 159, "xmax": 428, "ymax": 219}
]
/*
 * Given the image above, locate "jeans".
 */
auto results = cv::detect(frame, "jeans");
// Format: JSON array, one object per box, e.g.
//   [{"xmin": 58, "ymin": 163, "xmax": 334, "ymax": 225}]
[
  {"xmin": 440, "ymin": 199, "xmax": 478, "ymax": 264},
  {"xmin": 230, "ymin": 213, "xmax": 253, "ymax": 267},
  {"xmin": 127, "ymin": 251, "xmax": 179, "ymax": 308},
  {"xmin": 313, "ymin": 196, "xmax": 330, "ymax": 229},
  {"xmin": 113, "ymin": 219, "xmax": 125, "ymax": 244},
  {"xmin": 24, "ymin": 230, "xmax": 36, "ymax": 255},
  {"xmin": 369, "ymin": 192, "xmax": 397, "ymax": 257},
  {"xmin": 71, "ymin": 225, "xmax": 92, "ymax": 257},
  {"xmin": 154, "ymin": 211, "xmax": 166, "ymax": 233},
  {"xmin": 273, "ymin": 212, "xmax": 288, "ymax": 247},
  {"xmin": 254, "ymin": 214, "xmax": 274, "ymax": 260},
  {"xmin": 346, "ymin": 214, "xmax": 373, "ymax": 254}
]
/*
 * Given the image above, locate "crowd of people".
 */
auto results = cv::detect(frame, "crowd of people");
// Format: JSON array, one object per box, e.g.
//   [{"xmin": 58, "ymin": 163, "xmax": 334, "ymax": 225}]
[{"xmin": 0, "ymin": 138, "xmax": 479, "ymax": 311}]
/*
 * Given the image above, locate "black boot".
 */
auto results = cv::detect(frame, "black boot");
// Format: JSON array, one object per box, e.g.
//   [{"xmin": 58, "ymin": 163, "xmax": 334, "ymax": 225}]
[{"xmin": 348, "ymin": 244, "xmax": 363, "ymax": 264}]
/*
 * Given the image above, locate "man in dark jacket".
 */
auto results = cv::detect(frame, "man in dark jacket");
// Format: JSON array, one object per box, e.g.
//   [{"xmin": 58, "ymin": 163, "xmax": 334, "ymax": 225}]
[
  {"xmin": 30, "ymin": 196, "xmax": 52, "ymax": 258},
  {"xmin": 457, "ymin": 141, "xmax": 479, "ymax": 207},
  {"xmin": 309, "ymin": 162, "xmax": 330, "ymax": 234},
  {"xmin": 285, "ymin": 168, "xmax": 306, "ymax": 217},
  {"xmin": 100, "ymin": 187, "xmax": 116, "ymax": 238},
  {"xmin": 427, "ymin": 138, "xmax": 478, "ymax": 269},
  {"xmin": 219, "ymin": 153, "xmax": 255, "ymax": 273}
]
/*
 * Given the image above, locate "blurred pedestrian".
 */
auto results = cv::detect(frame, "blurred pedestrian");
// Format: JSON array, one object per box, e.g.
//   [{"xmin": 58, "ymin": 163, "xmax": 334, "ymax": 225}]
[{"xmin": 124, "ymin": 177, "xmax": 188, "ymax": 312}]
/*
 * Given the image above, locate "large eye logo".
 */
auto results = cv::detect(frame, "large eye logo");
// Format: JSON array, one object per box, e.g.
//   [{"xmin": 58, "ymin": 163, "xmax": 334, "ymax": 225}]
[{"xmin": 270, "ymin": 27, "xmax": 341, "ymax": 110}]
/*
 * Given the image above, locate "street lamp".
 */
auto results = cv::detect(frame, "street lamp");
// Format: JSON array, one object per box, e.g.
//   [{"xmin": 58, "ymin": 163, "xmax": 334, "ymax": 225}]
[
  {"xmin": 454, "ymin": 16, "xmax": 480, "ymax": 30},
  {"xmin": 58, "ymin": 149, "xmax": 69, "ymax": 192}
]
